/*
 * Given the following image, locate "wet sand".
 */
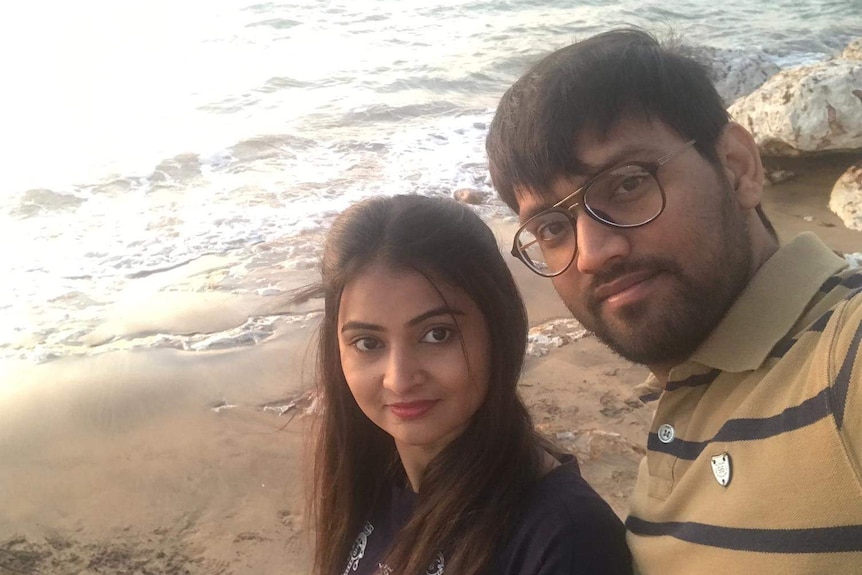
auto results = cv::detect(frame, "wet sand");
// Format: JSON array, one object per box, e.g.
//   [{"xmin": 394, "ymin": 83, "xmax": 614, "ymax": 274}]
[{"xmin": 1, "ymin": 159, "xmax": 859, "ymax": 574}]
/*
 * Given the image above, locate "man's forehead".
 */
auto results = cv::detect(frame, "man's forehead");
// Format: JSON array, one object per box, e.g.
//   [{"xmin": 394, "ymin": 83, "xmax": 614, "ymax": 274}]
[
  {"xmin": 573, "ymin": 115, "xmax": 676, "ymax": 162},
  {"xmin": 513, "ymin": 181, "xmax": 570, "ymax": 223},
  {"xmin": 512, "ymin": 119, "xmax": 684, "ymax": 222}
]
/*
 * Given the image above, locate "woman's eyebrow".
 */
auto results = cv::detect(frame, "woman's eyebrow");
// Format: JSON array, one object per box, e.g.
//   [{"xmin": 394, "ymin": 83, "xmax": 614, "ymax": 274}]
[
  {"xmin": 340, "ymin": 321, "xmax": 382, "ymax": 333},
  {"xmin": 340, "ymin": 306, "xmax": 464, "ymax": 333},
  {"xmin": 406, "ymin": 306, "xmax": 464, "ymax": 327}
]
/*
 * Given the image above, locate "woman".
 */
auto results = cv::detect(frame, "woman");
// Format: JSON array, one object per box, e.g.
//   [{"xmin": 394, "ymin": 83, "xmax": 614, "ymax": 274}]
[{"xmin": 302, "ymin": 195, "xmax": 631, "ymax": 574}]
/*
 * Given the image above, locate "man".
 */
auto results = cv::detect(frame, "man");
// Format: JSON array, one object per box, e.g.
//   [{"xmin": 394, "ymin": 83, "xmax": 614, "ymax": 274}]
[{"xmin": 487, "ymin": 29, "xmax": 862, "ymax": 574}]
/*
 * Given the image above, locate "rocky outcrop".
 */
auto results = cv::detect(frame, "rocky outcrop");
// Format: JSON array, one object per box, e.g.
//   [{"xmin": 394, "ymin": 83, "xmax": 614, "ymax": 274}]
[
  {"xmin": 688, "ymin": 46, "xmax": 780, "ymax": 105},
  {"xmin": 829, "ymin": 161, "xmax": 862, "ymax": 231},
  {"xmin": 452, "ymin": 188, "xmax": 488, "ymax": 205},
  {"xmin": 728, "ymin": 59, "xmax": 862, "ymax": 156},
  {"xmin": 842, "ymin": 38, "xmax": 862, "ymax": 61},
  {"xmin": 527, "ymin": 319, "xmax": 588, "ymax": 357}
]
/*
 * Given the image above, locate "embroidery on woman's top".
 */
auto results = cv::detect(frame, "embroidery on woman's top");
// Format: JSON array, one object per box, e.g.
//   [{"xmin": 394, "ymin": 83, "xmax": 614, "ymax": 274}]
[
  {"xmin": 425, "ymin": 552, "xmax": 445, "ymax": 574},
  {"xmin": 377, "ymin": 551, "xmax": 445, "ymax": 574},
  {"xmin": 342, "ymin": 522, "xmax": 374, "ymax": 574}
]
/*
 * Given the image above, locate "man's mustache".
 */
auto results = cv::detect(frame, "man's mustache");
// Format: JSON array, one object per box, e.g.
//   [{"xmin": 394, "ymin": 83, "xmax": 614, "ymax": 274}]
[{"xmin": 586, "ymin": 257, "xmax": 682, "ymax": 307}]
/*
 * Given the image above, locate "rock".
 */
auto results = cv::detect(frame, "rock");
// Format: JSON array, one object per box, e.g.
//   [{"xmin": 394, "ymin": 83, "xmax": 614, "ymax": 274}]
[
  {"xmin": 149, "ymin": 153, "xmax": 202, "ymax": 183},
  {"xmin": 764, "ymin": 168, "xmax": 796, "ymax": 185},
  {"xmin": 728, "ymin": 60, "xmax": 862, "ymax": 156},
  {"xmin": 452, "ymin": 188, "xmax": 488, "ymax": 205},
  {"xmin": 12, "ymin": 188, "xmax": 85, "ymax": 218},
  {"xmin": 829, "ymin": 161, "xmax": 862, "ymax": 231},
  {"xmin": 687, "ymin": 46, "xmax": 780, "ymax": 105},
  {"xmin": 842, "ymin": 38, "xmax": 862, "ymax": 61},
  {"xmin": 526, "ymin": 319, "xmax": 589, "ymax": 357}
]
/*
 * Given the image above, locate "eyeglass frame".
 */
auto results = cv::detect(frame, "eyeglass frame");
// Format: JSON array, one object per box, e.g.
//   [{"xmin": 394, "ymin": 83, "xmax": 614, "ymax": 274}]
[{"xmin": 510, "ymin": 139, "xmax": 697, "ymax": 277}]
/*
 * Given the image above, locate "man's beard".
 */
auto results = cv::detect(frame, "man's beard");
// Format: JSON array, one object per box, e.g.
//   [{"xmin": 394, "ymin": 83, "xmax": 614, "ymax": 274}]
[{"xmin": 573, "ymin": 198, "xmax": 753, "ymax": 366}]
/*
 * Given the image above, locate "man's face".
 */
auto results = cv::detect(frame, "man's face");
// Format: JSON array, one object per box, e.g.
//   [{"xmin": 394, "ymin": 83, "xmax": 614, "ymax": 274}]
[{"xmin": 515, "ymin": 118, "xmax": 754, "ymax": 368}]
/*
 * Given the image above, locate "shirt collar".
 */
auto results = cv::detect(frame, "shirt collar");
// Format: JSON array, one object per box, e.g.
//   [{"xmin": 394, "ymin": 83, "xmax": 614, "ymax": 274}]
[{"xmin": 688, "ymin": 233, "xmax": 847, "ymax": 373}]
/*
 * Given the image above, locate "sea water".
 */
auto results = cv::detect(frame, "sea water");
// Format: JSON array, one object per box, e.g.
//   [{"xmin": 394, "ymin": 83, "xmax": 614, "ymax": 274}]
[{"xmin": 1, "ymin": 0, "xmax": 860, "ymax": 363}]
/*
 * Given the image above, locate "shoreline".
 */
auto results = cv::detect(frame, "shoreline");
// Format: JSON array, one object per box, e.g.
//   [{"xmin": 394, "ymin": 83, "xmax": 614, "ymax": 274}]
[{"xmin": 1, "ymin": 161, "xmax": 860, "ymax": 573}]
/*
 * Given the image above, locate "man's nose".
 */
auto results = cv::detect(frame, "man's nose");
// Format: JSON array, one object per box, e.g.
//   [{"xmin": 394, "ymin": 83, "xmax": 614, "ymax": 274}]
[
  {"xmin": 574, "ymin": 215, "xmax": 631, "ymax": 275},
  {"xmin": 382, "ymin": 345, "xmax": 424, "ymax": 394}
]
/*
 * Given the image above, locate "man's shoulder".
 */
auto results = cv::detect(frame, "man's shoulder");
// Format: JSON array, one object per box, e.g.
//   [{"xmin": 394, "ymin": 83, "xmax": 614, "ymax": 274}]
[
  {"xmin": 815, "ymin": 265, "xmax": 861, "ymax": 305},
  {"xmin": 785, "ymin": 265, "xmax": 861, "ymax": 345},
  {"xmin": 810, "ymin": 265, "xmax": 861, "ymax": 345}
]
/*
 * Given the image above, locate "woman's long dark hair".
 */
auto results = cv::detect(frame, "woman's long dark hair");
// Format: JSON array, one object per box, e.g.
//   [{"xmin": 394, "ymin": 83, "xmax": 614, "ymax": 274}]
[{"xmin": 306, "ymin": 195, "xmax": 543, "ymax": 575}]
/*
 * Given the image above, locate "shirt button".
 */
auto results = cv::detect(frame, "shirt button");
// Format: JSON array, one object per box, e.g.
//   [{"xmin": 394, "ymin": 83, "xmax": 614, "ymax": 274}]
[{"xmin": 657, "ymin": 424, "xmax": 675, "ymax": 444}]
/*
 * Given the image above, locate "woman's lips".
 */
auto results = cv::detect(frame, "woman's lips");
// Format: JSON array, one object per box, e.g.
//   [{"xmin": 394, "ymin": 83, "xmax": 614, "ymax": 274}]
[{"xmin": 387, "ymin": 400, "xmax": 439, "ymax": 420}]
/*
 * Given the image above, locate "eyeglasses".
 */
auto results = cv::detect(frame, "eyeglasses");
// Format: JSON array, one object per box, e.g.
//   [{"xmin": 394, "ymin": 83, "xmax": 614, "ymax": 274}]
[{"xmin": 511, "ymin": 140, "xmax": 696, "ymax": 277}]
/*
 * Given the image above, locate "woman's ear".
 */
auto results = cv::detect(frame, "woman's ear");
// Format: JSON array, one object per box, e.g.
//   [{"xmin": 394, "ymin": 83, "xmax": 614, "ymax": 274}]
[{"xmin": 715, "ymin": 122, "xmax": 765, "ymax": 210}]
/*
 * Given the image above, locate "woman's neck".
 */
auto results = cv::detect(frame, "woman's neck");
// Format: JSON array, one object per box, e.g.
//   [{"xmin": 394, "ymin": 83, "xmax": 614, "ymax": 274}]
[
  {"xmin": 399, "ymin": 443, "xmax": 561, "ymax": 492},
  {"xmin": 396, "ymin": 443, "xmax": 440, "ymax": 492}
]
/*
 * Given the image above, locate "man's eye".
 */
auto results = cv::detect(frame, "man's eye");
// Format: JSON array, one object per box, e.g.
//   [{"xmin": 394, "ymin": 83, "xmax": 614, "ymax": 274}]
[
  {"xmin": 420, "ymin": 327, "xmax": 452, "ymax": 344},
  {"xmin": 599, "ymin": 168, "xmax": 653, "ymax": 201},
  {"xmin": 537, "ymin": 221, "xmax": 568, "ymax": 242},
  {"xmin": 624, "ymin": 175, "xmax": 645, "ymax": 191},
  {"xmin": 616, "ymin": 175, "xmax": 648, "ymax": 194},
  {"xmin": 353, "ymin": 337, "xmax": 382, "ymax": 352}
]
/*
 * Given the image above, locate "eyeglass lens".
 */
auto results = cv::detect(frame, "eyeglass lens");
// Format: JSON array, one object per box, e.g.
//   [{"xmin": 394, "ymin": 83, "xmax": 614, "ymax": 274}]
[{"xmin": 516, "ymin": 166, "xmax": 663, "ymax": 275}]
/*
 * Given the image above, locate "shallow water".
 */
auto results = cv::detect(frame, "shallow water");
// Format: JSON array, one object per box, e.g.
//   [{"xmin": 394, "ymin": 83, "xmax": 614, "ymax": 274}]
[{"xmin": 1, "ymin": 0, "xmax": 860, "ymax": 365}]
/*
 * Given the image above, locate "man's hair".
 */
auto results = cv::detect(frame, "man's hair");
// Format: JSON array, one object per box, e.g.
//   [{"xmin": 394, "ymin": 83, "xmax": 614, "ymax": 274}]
[{"xmin": 486, "ymin": 28, "xmax": 730, "ymax": 213}]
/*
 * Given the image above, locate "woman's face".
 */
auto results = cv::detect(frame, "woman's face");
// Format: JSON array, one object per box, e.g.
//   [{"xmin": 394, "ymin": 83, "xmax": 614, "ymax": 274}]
[{"xmin": 337, "ymin": 262, "xmax": 491, "ymax": 460}]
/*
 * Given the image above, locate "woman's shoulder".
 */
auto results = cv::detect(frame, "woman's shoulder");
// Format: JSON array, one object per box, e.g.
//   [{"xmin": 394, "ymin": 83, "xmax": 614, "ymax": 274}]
[
  {"xmin": 523, "ymin": 457, "xmax": 622, "ymax": 528},
  {"xmin": 494, "ymin": 457, "xmax": 632, "ymax": 575}
]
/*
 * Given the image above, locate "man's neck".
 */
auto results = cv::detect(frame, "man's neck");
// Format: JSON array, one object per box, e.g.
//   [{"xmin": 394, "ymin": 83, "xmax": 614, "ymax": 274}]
[{"xmin": 647, "ymin": 234, "xmax": 780, "ymax": 388}]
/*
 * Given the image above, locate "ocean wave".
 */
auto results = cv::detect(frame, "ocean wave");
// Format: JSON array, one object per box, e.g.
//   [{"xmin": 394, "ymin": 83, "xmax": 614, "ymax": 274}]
[
  {"xmin": 228, "ymin": 133, "xmax": 315, "ymax": 162},
  {"xmin": 0, "ymin": 312, "xmax": 324, "ymax": 365},
  {"xmin": 257, "ymin": 76, "xmax": 312, "ymax": 93},
  {"xmin": 243, "ymin": 2, "xmax": 279, "ymax": 15},
  {"xmin": 245, "ymin": 17, "xmax": 302, "ymax": 29},
  {"xmin": 378, "ymin": 72, "xmax": 502, "ymax": 95},
  {"xmin": 6, "ymin": 0, "xmax": 859, "ymax": 368},
  {"xmin": 338, "ymin": 101, "xmax": 463, "ymax": 124}
]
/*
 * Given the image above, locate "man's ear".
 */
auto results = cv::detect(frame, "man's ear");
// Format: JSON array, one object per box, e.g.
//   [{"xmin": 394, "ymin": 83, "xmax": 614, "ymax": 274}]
[{"xmin": 715, "ymin": 122, "xmax": 764, "ymax": 210}]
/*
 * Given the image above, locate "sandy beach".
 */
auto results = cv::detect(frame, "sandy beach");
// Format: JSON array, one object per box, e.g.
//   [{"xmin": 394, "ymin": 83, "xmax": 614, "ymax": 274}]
[{"xmin": 1, "ymin": 163, "xmax": 860, "ymax": 575}]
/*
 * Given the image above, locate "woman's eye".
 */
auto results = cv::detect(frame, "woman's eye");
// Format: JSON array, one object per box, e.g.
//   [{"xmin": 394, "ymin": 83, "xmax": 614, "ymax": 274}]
[
  {"xmin": 353, "ymin": 337, "xmax": 382, "ymax": 352},
  {"xmin": 420, "ymin": 327, "xmax": 452, "ymax": 344}
]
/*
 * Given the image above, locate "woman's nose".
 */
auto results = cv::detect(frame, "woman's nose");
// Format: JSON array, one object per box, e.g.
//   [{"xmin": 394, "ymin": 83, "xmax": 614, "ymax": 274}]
[{"xmin": 381, "ymin": 345, "xmax": 424, "ymax": 394}]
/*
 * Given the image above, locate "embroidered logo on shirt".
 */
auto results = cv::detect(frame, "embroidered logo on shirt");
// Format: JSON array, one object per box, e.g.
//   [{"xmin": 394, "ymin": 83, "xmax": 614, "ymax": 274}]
[{"xmin": 710, "ymin": 452, "xmax": 732, "ymax": 487}]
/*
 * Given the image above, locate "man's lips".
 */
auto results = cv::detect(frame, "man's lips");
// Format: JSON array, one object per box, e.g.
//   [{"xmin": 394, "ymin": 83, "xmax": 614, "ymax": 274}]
[
  {"xmin": 387, "ymin": 400, "xmax": 439, "ymax": 420},
  {"xmin": 592, "ymin": 270, "xmax": 660, "ymax": 303}
]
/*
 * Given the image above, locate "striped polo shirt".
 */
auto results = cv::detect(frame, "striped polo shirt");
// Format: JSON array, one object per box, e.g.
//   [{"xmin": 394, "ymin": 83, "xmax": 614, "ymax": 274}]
[{"xmin": 626, "ymin": 233, "xmax": 862, "ymax": 574}]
